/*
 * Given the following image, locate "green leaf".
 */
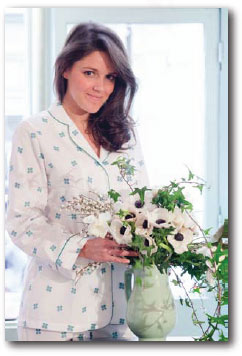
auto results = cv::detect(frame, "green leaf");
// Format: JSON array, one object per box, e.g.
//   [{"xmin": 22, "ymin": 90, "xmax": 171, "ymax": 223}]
[
  {"xmin": 193, "ymin": 184, "xmax": 204, "ymax": 194},
  {"xmin": 193, "ymin": 320, "xmax": 205, "ymax": 325},
  {"xmin": 185, "ymin": 298, "xmax": 191, "ymax": 307},
  {"xmin": 219, "ymin": 331, "xmax": 229, "ymax": 341},
  {"xmin": 108, "ymin": 189, "xmax": 121, "ymax": 202},
  {"xmin": 203, "ymin": 227, "xmax": 213, "ymax": 236},
  {"xmin": 130, "ymin": 186, "xmax": 151, "ymax": 204},
  {"xmin": 192, "ymin": 288, "xmax": 201, "ymax": 294},
  {"xmin": 171, "ymin": 279, "xmax": 179, "ymax": 286},
  {"xmin": 206, "ymin": 314, "xmax": 228, "ymax": 326},
  {"xmin": 223, "ymin": 219, "xmax": 228, "ymax": 237},
  {"xmin": 188, "ymin": 169, "xmax": 194, "ymax": 181},
  {"xmin": 157, "ymin": 241, "xmax": 173, "ymax": 254},
  {"xmin": 135, "ymin": 276, "xmax": 142, "ymax": 287},
  {"xmin": 111, "ymin": 156, "xmax": 136, "ymax": 177}
]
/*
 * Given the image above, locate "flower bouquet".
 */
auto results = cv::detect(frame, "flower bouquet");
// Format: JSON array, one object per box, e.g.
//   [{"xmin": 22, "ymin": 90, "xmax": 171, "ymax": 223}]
[{"xmin": 63, "ymin": 157, "xmax": 228, "ymax": 341}]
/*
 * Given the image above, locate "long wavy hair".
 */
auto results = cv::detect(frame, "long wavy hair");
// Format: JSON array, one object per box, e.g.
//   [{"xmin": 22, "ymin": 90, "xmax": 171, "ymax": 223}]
[{"xmin": 54, "ymin": 22, "xmax": 137, "ymax": 152}]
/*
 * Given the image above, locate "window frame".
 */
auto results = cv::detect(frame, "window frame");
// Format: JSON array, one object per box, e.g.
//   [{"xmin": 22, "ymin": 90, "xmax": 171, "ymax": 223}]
[{"xmin": 49, "ymin": 7, "xmax": 226, "ymax": 231}]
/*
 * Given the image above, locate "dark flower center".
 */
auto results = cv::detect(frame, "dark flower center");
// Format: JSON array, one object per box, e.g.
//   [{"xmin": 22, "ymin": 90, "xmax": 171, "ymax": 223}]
[
  {"xmin": 135, "ymin": 200, "xmax": 144, "ymax": 208},
  {"xmin": 125, "ymin": 213, "xmax": 136, "ymax": 220},
  {"xmin": 142, "ymin": 219, "xmax": 148, "ymax": 229},
  {"xmin": 155, "ymin": 219, "xmax": 166, "ymax": 224},
  {"xmin": 174, "ymin": 233, "xmax": 184, "ymax": 241},
  {"xmin": 144, "ymin": 239, "xmax": 149, "ymax": 247},
  {"xmin": 120, "ymin": 226, "xmax": 126, "ymax": 235}
]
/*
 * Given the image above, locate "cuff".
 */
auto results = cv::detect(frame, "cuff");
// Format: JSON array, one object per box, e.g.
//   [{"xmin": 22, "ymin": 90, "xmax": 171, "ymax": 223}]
[{"xmin": 55, "ymin": 234, "xmax": 97, "ymax": 280}]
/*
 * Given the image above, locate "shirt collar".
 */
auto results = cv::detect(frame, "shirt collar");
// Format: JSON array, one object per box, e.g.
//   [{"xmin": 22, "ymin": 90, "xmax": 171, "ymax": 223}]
[{"xmin": 47, "ymin": 101, "xmax": 110, "ymax": 164}]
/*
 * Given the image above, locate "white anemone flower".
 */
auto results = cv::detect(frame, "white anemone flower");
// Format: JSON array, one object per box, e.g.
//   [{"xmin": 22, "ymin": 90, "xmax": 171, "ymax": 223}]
[
  {"xmin": 112, "ymin": 192, "xmax": 139, "ymax": 220},
  {"xmin": 148, "ymin": 208, "xmax": 174, "ymax": 229},
  {"xmin": 83, "ymin": 212, "xmax": 111, "ymax": 238},
  {"xmin": 110, "ymin": 218, "xmax": 133, "ymax": 245},
  {"xmin": 150, "ymin": 188, "xmax": 159, "ymax": 198},
  {"xmin": 142, "ymin": 190, "xmax": 157, "ymax": 210},
  {"xmin": 171, "ymin": 207, "xmax": 198, "ymax": 235},
  {"xmin": 113, "ymin": 199, "xmax": 137, "ymax": 222},
  {"xmin": 171, "ymin": 206, "xmax": 185, "ymax": 230},
  {"xmin": 182, "ymin": 211, "xmax": 199, "ymax": 235},
  {"xmin": 167, "ymin": 227, "xmax": 193, "ymax": 254},
  {"xmin": 141, "ymin": 235, "xmax": 158, "ymax": 256},
  {"xmin": 117, "ymin": 190, "xmax": 155, "ymax": 216},
  {"xmin": 135, "ymin": 212, "xmax": 153, "ymax": 237}
]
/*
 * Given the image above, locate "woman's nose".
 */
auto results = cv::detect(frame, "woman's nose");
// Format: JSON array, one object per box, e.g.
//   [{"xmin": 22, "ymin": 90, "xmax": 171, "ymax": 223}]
[{"xmin": 93, "ymin": 77, "xmax": 104, "ymax": 92}]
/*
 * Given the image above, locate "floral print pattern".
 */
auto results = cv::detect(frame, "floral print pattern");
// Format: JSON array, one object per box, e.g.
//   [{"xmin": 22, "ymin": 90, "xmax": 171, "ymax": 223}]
[{"xmin": 6, "ymin": 102, "xmax": 149, "ymax": 333}]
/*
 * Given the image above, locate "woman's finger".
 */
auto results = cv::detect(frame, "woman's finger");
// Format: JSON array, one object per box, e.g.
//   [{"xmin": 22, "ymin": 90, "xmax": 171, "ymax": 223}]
[
  {"xmin": 109, "ymin": 256, "xmax": 130, "ymax": 264},
  {"xmin": 105, "ymin": 232, "xmax": 113, "ymax": 240},
  {"xmin": 109, "ymin": 249, "xmax": 138, "ymax": 257},
  {"xmin": 104, "ymin": 239, "xmax": 121, "ymax": 248}
]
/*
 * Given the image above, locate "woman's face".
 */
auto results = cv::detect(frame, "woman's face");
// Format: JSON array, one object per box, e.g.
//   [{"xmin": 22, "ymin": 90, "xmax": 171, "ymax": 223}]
[{"xmin": 63, "ymin": 50, "xmax": 117, "ymax": 117}]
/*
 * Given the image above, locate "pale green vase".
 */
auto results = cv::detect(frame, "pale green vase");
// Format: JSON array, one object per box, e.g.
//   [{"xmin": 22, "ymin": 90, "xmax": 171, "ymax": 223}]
[{"xmin": 125, "ymin": 265, "xmax": 176, "ymax": 341}]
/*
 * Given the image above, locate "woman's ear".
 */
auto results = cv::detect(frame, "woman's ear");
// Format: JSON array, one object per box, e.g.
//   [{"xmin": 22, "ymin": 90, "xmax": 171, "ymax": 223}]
[{"xmin": 63, "ymin": 70, "xmax": 69, "ymax": 79}]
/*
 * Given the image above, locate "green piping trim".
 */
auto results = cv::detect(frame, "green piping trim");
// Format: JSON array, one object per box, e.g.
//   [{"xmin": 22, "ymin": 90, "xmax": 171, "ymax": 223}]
[
  {"xmin": 109, "ymin": 263, "xmax": 114, "ymax": 323},
  {"xmin": 47, "ymin": 110, "xmax": 111, "ymax": 190},
  {"xmin": 55, "ymin": 233, "xmax": 80, "ymax": 270},
  {"xmin": 48, "ymin": 109, "xmax": 123, "ymax": 325}
]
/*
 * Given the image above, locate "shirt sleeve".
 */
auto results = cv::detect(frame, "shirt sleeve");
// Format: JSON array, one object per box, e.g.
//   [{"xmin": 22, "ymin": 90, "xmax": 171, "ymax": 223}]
[
  {"xmin": 128, "ymin": 127, "xmax": 150, "ymax": 188},
  {"xmin": 5, "ymin": 121, "xmax": 92, "ymax": 280}
]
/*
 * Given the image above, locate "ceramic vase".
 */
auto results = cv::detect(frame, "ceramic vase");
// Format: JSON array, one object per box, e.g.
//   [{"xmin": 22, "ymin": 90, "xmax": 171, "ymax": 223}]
[{"xmin": 125, "ymin": 264, "xmax": 176, "ymax": 341}]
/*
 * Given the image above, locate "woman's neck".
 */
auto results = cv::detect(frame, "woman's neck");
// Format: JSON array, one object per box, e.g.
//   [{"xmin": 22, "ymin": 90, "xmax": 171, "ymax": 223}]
[{"xmin": 62, "ymin": 96, "xmax": 89, "ymax": 131}]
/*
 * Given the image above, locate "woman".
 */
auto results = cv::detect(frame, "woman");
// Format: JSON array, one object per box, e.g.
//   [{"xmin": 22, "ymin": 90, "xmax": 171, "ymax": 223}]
[{"xmin": 6, "ymin": 22, "xmax": 149, "ymax": 341}]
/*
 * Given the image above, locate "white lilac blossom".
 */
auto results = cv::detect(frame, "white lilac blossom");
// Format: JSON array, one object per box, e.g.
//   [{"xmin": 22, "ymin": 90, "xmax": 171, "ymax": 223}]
[
  {"xmin": 148, "ymin": 207, "xmax": 173, "ymax": 229},
  {"xmin": 83, "ymin": 212, "xmax": 111, "ymax": 238},
  {"xmin": 110, "ymin": 218, "xmax": 133, "ymax": 245},
  {"xmin": 167, "ymin": 227, "xmax": 193, "ymax": 254},
  {"xmin": 64, "ymin": 192, "xmax": 112, "ymax": 215}
]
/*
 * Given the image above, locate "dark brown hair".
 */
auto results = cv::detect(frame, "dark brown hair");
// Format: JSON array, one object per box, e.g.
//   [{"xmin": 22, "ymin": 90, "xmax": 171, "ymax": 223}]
[{"xmin": 54, "ymin": 22, "xmax": 137, "ymax": 152}]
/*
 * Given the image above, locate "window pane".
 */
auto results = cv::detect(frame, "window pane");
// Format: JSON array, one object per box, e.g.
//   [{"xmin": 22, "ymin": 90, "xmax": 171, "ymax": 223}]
[
  {"xmin": 131, "ymin": 23, "xmax": 205, "ymax": 226},
  {"xmin": 5, "ymin": 9, "xmax": 29, "ymax": 319},
  {"xmin": 5, "ymin": 10, "xmax": 28, "ymax": 117}
]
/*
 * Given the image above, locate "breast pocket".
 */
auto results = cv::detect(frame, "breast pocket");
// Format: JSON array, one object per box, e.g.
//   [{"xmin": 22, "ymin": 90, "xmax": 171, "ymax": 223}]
[
  {"xmin": 51, "ymin": 166, "xmax": 89, "ymax": 201},
  {"xmin": 46, "ymin": 167, "xmax": 89, "ymax": 234}
]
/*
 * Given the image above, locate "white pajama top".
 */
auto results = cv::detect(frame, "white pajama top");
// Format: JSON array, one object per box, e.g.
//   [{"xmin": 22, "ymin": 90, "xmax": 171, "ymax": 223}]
[{"xmin": 6, "ymin": 101, "xmax": 149, "ymax": 333}]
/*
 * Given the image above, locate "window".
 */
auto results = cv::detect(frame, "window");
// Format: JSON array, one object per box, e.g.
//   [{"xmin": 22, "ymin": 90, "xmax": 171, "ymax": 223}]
[
  {"xmin": 52, "ymin": 7, "xmax": 222, "ymax": 231},
  {"xmin": 5, "ymin": 8, "xmax": 30, "ymax": 320}
]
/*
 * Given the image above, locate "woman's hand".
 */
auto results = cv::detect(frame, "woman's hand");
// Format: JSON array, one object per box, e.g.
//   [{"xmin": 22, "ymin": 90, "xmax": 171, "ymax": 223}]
[{"xmin": 78, "ymin": 234, "xmax": 138, "ymax": 264}]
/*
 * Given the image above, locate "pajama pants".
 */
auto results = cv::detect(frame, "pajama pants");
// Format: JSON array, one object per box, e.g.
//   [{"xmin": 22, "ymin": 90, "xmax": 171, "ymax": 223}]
[{"xmin": 17, "ymin": 324, "xmax": 138, "ymax": 341}]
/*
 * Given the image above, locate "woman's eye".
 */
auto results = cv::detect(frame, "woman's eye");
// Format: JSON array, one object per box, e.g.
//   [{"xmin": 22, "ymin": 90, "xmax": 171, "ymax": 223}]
[
  {"xmin": 107, "ymin": 74, "xmax": 117, "ymax": 82},
  {"xmin": 84, "ymin": 71, "xmax": 94, "ymax": 76}
]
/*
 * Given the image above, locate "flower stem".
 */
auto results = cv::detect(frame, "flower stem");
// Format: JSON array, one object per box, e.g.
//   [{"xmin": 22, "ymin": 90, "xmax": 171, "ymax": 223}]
[{"xmin": 171, "ymin": 267, "xmax": 206, "ymax": 335}]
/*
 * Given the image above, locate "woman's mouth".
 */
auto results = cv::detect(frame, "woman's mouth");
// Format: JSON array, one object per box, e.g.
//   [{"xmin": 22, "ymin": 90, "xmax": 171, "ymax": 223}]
[{"xmin": 86, "ymin": 93, "xmax": 103, "ymax": 102}]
